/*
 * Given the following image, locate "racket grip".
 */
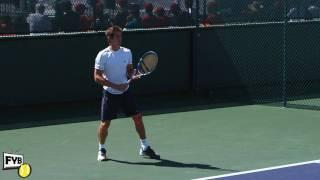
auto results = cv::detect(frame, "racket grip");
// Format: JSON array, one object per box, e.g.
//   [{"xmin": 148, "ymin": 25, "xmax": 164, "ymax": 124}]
[
  {"xmin": 128, "ymin": 69, "xmax": 136, "ymax": 83},
  {"xmin": 127, "ymin": 74, "xmax": 143, "ymax": 83}
]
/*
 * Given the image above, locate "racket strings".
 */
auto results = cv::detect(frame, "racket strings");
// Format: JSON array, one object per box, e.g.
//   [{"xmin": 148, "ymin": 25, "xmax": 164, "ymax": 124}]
[
  {"xmin": 128, "ymin": 51, "xmax": 158, "ymax": 83},
  {"xmin": 138, "ymin": 53, "xmax": 158, "ymax": 75}
]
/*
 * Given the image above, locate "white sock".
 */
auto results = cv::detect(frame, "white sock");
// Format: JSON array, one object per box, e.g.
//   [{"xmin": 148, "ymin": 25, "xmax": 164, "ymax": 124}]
[
  {"xmin": 99, "ymin": 143, "xmax": 106, "ymax": 150},
  {"xmin": 140, "ymin": 139, "xmax": 149, "ymax": 151}
]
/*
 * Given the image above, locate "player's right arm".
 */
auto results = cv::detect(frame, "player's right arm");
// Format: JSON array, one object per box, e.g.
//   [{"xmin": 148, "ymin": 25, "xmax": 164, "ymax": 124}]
[{"xmin": 94, "ymin": 69, "xmax": 128, "ymax": 92}]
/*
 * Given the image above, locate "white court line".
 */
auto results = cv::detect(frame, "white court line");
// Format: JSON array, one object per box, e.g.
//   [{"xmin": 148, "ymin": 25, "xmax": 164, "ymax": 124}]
[{"xmin": 192, "ymin": 159, "xmax": 320, "ymax": 180}]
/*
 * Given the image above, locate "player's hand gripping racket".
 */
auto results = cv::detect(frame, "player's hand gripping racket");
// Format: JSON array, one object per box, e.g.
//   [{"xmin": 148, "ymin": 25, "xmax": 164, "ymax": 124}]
[{"xmin": 127, "ymin": 51, "xmax": 158, "ymax": 83}]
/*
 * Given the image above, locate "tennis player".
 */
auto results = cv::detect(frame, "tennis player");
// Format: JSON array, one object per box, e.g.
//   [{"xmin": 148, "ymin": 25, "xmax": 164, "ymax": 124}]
[{"xmin": 94, "ymin": 25, "xmax": 160, "ymax": 161}]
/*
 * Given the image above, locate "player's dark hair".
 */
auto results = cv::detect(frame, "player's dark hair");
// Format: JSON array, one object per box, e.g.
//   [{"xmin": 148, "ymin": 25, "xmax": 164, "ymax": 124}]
[{"xmin": 105, "ymin": 26, "xmax": 122, "ymax": 41}]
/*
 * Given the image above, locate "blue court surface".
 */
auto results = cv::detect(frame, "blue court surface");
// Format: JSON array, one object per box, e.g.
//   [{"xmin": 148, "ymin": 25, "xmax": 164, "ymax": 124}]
[{"xmin": 193, "ymin": 160, "xmax": 320, "ymax": 180}]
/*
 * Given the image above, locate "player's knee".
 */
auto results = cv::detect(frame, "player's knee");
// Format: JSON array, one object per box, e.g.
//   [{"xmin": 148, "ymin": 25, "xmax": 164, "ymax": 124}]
[
  {"xmin": 100, "ymin": 121, "xmax": 111, "ymax": 130},
  {"xmin": 132, "ymin": 113, "xmax": 143, "ymax": 125}
]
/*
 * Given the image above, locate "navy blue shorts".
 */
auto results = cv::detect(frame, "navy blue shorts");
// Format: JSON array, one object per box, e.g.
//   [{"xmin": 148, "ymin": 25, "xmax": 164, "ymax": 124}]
[{"xmin": 100, "ymin": 90, "xmax": 139, "ymax": 121}]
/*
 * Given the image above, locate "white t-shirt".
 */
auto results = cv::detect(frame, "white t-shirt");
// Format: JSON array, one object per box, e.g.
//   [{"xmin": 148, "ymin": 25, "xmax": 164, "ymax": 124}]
[{"xmin": 95, "ymin": 46, "xmax": 132, "ymax": 94}]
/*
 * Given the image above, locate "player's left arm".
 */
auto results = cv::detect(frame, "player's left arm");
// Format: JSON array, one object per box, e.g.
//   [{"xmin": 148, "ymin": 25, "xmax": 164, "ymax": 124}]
[
  {"xmin": 126, "ymin": 50, "xmax": 139, "ymax": 81},
  {"xmin": 127, "ymin": 64, "xmax": 134, "ymax": 78}
]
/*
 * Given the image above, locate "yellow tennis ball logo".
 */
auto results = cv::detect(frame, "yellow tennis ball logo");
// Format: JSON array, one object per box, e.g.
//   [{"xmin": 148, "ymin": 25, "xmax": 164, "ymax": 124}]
[{"xmin": 18, "ymin": 163, "xmax": 32, "ymax": 178}]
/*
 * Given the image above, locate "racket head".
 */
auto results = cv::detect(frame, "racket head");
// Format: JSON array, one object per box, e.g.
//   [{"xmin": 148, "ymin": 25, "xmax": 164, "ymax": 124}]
[{"xmin": 137, "ymin": 51, "xmax": 158, "ymax": 75}]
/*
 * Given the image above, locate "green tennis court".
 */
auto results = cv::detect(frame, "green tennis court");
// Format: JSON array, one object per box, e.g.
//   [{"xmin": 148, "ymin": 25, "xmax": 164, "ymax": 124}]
[
  {"xmin": 286, "ymin": 97, "xmax": 320, "ymax": 111},
  {"xmin": 1, "ymin": 103, "xmax": 319, "ymax": 180}
]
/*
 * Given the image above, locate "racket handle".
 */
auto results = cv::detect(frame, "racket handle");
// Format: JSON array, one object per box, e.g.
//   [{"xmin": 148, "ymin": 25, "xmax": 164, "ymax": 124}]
[
  {"xmin": 127, "ymin": 69, "xmax": 136, "ymax": 83},
  {"xmin": 127, "ymin": 74, "xmax": 143, "ymax": 83}
]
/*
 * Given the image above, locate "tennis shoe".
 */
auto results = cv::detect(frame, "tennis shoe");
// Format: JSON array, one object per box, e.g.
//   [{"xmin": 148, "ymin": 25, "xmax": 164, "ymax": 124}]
[
  {"xmin": 139, "ymin": 146, "xmax": 160, "ymax": 160},
  {"xmin": 97, "ymin": 148, "xmax": 107, "ymax": 161}
]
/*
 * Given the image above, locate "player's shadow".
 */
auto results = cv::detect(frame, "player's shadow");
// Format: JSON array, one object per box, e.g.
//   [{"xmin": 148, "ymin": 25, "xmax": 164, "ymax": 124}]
[{"xmin": 108, "ymin": 158, "xmax": 237, "ymax": 172}]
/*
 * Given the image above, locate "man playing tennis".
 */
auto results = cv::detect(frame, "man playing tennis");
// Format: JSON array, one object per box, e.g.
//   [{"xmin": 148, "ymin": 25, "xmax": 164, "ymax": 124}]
[{"xmin": 94, "ymin": 25, "xmax": 160, "ymax": 161}]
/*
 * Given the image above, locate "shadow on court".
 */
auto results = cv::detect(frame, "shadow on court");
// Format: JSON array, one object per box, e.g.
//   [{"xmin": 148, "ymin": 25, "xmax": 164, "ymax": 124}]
[
  {"xmin": 0, "ymin": 93, "xmax": 250, "ymax": 131},
  {"xmin": 108, "ymin": 158, "xmax": 238, "ymax": 172}
]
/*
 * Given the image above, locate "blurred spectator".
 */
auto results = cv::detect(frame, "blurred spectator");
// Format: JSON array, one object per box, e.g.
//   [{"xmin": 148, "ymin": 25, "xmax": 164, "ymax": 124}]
[
  {"xmin": 214, "ymin": 0, "xmax": 237, "ymax": 19},
  {"xmin": 125, "ymin": 3, "xmax": 142, "ymax": 29},
  {"xmin": 184, "ymin": 0, "xmax": 194, "ymax": 17},
  {"xmin": 134, "ymin": 0, "xmax": 144, "ymax": 9},
  {"xmin": 287, "ymin": 0, "xmax": 313, "ymax": 20},
  {"xmin": 185, "ymin": 0, "xmax": 193, "ymax": 9},
  {"xmin": 308, "ymin": 6, "xmax": 320, "ymax": 18},
  {"xmin": 142, "ymin": 3, "xmax": 158, "ymax": 28},
  {"xmin": 113, "ymin": 0, "xmax": 129, "ymax": 28},
  {"xmin": 170, "ymin": 3, "xmax": 180, "ymax": 25},
  {"xmin": 170, "ymin": 3, "xmax": 193, "ymax": 26},
  {"xmin": 13, "ymin": 16, "xmax": 29, "ymax": 34},
  {"xmin": 307, "ymin": 0, "xmax": 320, "ymax": 18},
  {"xmin": 0, "ymin": 16, "xmax": 14, "ymax": 35},
  {"xmin": 268, "ymin": 0, "xmax": 284, "ymax": 21},
  {"xmin": 75, "ymin": 3, "xmax": 92, "ymax": 31},
  {"xmin": 29, "ymin": 0, "xmax": 38, "ymax": 13},
  {"xmin": 182, "ymin": 0, "xmax": 195, "ymax": 24},
  {"xmin": 27, "ymin": 3, "xmax": 52, "ymax": 33},
  {"xmin": 154, "ymin": 7, "xmax": 170, "ymax": 27},
  {"xmin": 5, "ymin": 0, "xmax": 320, "ymax": 33},
  {"xmin": 104, "ymin": 0, "xmax": 116, "ymax": 10},
  {"xmin": 242, "ymin": 0, "xmax": 267, "ymax": 21},
  {"xmin": 219, "ymin": 0, "xmax": 251, "ymax": 19},
  {"xmin": 62, "ymin": 0, "xmax": 81, "ymax": 32},
  {"xmin": 54, "ymin": 0, "xmax": 66, "ymax": 31},
  {"xmin": 93, "ymin": 2, "xmax": 112, "ymax": 30},
  {"xmin": 202, "ymin": 0, "xmax": 224, "ymax": 25}
]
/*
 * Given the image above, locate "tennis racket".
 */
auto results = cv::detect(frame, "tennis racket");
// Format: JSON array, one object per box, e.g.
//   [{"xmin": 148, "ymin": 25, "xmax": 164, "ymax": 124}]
[{"xmin": 127, "ymin": 51, "xmax": 158, "ymax": 83}]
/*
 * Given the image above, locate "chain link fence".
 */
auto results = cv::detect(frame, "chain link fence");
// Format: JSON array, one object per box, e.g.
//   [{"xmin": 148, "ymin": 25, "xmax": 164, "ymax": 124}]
[
  {"xmin": 1, "ymin": 0, "xmax": 320, "ymax": 110},
  {"xmin": 0, "ymin": 0, "xmax": 320, "ymax": 34},
  {"xmin": 1, "ymin": 0, "xmax": 320, "ymax": 34},
  {"xmin": 285, "ymin": 21, "xmax": 320, "ymax": 110},
  {"xmin": 0, "ymin": 0, "xmax": 194, "ymax": 34}
]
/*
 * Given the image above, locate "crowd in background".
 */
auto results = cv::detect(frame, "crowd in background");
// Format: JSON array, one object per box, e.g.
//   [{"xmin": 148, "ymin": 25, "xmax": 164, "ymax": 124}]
[{"xmin": 1, "ymin": 0, "xmax": 320, "ymax": 35}]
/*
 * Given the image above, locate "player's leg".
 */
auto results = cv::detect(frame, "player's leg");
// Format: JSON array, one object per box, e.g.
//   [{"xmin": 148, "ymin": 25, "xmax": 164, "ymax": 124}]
[
  {"xmin": 122, "ymin": 90, "xmax": 160, "ymax": 159},
  {"xmin": 97, "ymin": 120, "xmax": 110, "ymax": 161},
  {"xmin": 132, "ymin": 112, "xmax": 146, "ymax": 139},
  {"xmin": 97, "ymin": 91, "xmax": 119, "ymax": 161},
  {"xmin": 132, "ymin": 113, "xmax": 160, "ymax": 159}
]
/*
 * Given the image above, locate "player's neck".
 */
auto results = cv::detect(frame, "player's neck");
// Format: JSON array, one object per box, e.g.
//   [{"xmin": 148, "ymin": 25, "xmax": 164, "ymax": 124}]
[{"xmin": 109, "ymin": 45, "xmax": 120, "ymax": 51}]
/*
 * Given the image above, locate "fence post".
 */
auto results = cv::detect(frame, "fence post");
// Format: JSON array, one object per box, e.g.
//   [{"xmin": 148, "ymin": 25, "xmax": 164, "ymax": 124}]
[
  {"xmin": 192, "ymin": 0, "xmax": 200, "ymax": 93},
  {"xmin": 282, "ymin": 0, "xmax": 288, "ymax": 107}
]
